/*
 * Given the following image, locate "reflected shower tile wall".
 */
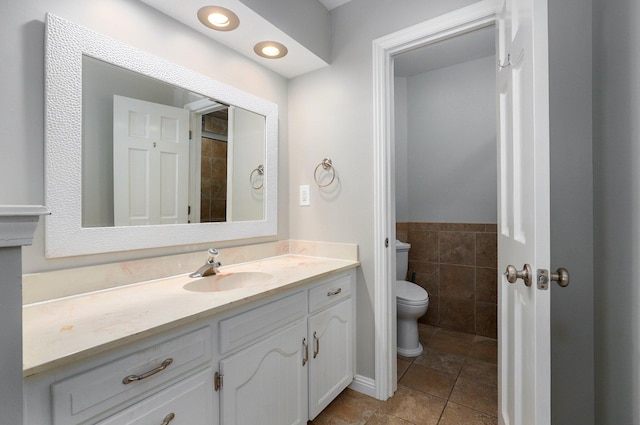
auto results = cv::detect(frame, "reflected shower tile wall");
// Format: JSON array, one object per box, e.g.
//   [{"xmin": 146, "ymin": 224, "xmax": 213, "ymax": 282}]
[{"xmin": 398, "ymin": 222, "xmax": 497, "ymax": 338}]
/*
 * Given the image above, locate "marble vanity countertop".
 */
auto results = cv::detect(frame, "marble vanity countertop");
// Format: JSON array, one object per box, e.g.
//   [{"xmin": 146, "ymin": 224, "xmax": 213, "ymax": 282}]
[{"xmin": 23, "ymin": 254, "xmax": 359, "ymax": 377}]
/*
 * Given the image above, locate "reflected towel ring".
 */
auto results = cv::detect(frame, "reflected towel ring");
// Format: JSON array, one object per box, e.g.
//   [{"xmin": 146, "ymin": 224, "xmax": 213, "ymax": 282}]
[
  {"xmin": 250, "ymin": 165, "xmax": 264, "ymax": 190},
  {"xmin": 314, "ymin": 158, "xmax": 335, "ymax": 187}
]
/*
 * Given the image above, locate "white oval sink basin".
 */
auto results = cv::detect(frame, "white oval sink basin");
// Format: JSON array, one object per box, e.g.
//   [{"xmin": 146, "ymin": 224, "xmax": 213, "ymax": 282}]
[{"xmin": 183, "ymin": 271, "xmax": 275, "ymax": 292}]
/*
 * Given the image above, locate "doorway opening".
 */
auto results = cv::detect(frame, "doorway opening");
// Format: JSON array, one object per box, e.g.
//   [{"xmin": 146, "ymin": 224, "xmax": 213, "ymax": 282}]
[{"xmin": 371, "ymin": 1, "xmax": 498, "ymax": 401}]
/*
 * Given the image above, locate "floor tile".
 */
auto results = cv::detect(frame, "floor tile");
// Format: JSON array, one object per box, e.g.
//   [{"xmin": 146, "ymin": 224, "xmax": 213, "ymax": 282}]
[
  {"xmin": 422, "ymin": 330, "xmax": 473, "ymax": 356},
  {"xmin": 449, "ymin": 378, "xmax": 498, "ymax": 417},
  {"xmin": 380, "ymin": 385, "xmax": 446, "ymax": 425},
  {"xmin": 397, "ymin": 357, "xmax": 413, "ymax": 381},
  {"xmin": 319, "ymin": 389, "xmax": 379, "ymax": 424},
  {"xmin": 438, "ymin": 402, "xmax": 498, "ymax": 425},
  {"xmin": 459, "ymin": 358, "xmax": 498, "ymax": 387},
  {"xmin": 468, "ymin": 339, "xmax": 498, "ymax": 364},
  {"xmin": 398, "ymin": 364, "xmax": 457, "ymax": 399},
  {"xmin": 364, "ymin": 411, "xmax": 415, "ymax": 425},
  {"xmin": 437, "ymin": 327, "xmax": 477, "ymax": 342},
  {"xmin": 341, "ymin": 388, "xmax": 385, "ymax": 409},
  {"xmin": 311, "ymin": 326, "xmax": 498, "ymax": 425},
  {"xmin": 413, "ymin": 346, "xmax": 465, "ymax": 375}
]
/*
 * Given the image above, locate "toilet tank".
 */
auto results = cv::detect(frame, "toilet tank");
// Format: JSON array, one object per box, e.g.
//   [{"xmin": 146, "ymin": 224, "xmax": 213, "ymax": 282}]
[{"xmin": 395, "ymin": 240, "xmax": 411, "ymax": 280}]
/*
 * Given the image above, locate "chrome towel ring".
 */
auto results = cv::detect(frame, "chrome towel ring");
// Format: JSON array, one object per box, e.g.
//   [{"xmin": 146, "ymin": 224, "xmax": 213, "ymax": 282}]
[
  {"xmin": 250, "ymin": 165, "xmax": 264, "ymax": 190},
  {"xmin": 314, "ymin": 158, "xmax": 335, "ymax": 187}
]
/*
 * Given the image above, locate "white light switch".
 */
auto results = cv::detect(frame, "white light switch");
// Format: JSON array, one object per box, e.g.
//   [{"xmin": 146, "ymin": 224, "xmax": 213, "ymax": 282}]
[{"xmin": 299, "ymin": 185, "xmax": 310, "ymax": 206}]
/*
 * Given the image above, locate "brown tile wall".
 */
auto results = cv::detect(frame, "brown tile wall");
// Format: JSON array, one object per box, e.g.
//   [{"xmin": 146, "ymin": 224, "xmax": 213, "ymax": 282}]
[
  {"xmin": 396, "ymin": 222, "xmax": 497, "ymax": 338},
  {"xmin": 200, "ymin": 137, "xmax": 227, "ymax": 222}
]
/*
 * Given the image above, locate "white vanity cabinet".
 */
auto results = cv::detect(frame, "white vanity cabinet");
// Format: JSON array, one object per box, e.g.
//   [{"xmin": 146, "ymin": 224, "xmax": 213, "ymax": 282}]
[
  {"xmin": 307, "ymin": 272, "xmax": 355, "ymax": 419},
  {"xmin": 24, "ymin": 325, "xmax": 215, "ymax": 425},
  {"xmin": 219, "ymin": 321, "xmax": 308, "ymax": 425},
  {"xmin": 95, "ymin": 368, "xmax": 214, "ymax": 425},
  {"xmin": 24, "ymin": 268, "xmax": 356, "ymax": 425},
  {"xmin": 215, "ymin": 271, "xmax": 355, "ymax": 424}
]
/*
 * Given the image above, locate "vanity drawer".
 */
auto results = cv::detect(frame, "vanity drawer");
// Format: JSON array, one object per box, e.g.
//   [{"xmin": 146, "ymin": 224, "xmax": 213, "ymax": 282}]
[
  {"xmin": 219, "ymin": 291, "xmax": 306, "ymax": 355},
  {"xmin": 96, "ymin": 368, "xmax": 214, "ymax": 425},
  {"xmin": 308, "ymin": 273, "xmax": 353, "ymax": 313},
  {"xmin": 51, "ymin": 327, "xmax": 211, "ymax": 425}
]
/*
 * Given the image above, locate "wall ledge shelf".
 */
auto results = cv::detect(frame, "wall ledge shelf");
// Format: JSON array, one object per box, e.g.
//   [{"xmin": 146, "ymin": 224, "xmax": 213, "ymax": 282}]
[{"xmin": 0, "ymin": 205, "xmax": 49, "ymax": 247}]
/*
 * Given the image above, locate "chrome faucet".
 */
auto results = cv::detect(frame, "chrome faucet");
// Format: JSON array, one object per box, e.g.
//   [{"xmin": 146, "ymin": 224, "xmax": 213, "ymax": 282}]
[{"xmin": 190, "ymin": 248, "xmax": 221, "ymax": 278}]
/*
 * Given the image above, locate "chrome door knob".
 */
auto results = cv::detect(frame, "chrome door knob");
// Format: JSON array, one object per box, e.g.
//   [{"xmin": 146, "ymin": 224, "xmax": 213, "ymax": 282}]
[{"xmin": 505, "ymin": 264, "xmax": 532, "ymax": 287}]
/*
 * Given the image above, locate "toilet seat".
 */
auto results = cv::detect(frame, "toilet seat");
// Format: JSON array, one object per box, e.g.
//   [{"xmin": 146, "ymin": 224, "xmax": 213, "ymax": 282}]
[{"xmin": 396, "ymin": 280, "xmax": 428, "ymax": 306}]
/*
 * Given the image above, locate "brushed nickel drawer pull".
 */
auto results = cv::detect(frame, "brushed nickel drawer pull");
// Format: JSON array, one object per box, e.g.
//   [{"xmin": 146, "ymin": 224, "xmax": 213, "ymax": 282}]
[
  {"xmin": 122, "ymin": 358, "xmax": 173, "ymax": 384},
  {"xmin": 161, "ymin": 413, "xmax": 176, "ymax": 425},
  {"xmin": 327, "ymin": 288, "xmax": 342, "ymax": 297},
  {"xmin": 313, "ymin": 331, "xmax": 320, "ymax": 359}
]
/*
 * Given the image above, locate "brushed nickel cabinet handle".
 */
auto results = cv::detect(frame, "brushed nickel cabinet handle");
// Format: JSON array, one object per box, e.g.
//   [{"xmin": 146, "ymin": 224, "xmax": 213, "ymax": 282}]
[
  {"xmin": 327, "ymin": 288, "xmax": 342, "ymax": 296},
  {"xmin": 161, "ymin": 413, "xmax": 176, "ymax": 425},
  {"xmin": 122, "ymin": 358, "xmax": 173, "ymax": 384},
  {"xmin": 313, "ymin": 331, "xmax": 320, "ymax": 359},
  {"xmin": 302, "ymin": 338, "xmax": 309, "ymax": 366}
]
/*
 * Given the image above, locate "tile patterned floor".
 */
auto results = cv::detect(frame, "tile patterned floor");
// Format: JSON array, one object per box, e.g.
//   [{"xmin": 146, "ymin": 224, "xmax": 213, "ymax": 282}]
[{"xmin": 309, "ymin": 324, "xmax": 498, "ymax": 425}]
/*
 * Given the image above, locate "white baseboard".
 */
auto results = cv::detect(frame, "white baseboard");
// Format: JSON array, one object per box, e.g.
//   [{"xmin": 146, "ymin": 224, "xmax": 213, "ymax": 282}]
[{"xmin": 348, "ymin": 374, "xmax": 377, "ymax": 399}]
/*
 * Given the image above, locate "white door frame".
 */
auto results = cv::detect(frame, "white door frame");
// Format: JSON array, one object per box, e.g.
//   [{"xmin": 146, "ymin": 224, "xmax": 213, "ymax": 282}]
[{"xmin": 372, "ymin": 0, "xmax": 498, "ymax": 400}]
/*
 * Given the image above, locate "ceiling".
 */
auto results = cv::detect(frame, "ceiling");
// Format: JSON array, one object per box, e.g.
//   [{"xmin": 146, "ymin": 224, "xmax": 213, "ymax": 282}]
[
  {"xmin": 140, "ymin": 0, "xmax": 492, "ymax": 80},
  {"xmin": 394, "ymin": 26, "xmax": 495, "ymax": 77},
  {"xmin": 139, "ymin": 0, "xmax": 329, "ymax": 78},
  {"xmin": 318, "ymin": 0, "xmax": 352, "ymax": 10}
]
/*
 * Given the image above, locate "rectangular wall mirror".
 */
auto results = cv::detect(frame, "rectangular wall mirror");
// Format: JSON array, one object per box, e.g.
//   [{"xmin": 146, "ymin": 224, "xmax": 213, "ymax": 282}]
[{"xmin": 44, "ymin": 14, "xmax": 278, "ymax": 258}]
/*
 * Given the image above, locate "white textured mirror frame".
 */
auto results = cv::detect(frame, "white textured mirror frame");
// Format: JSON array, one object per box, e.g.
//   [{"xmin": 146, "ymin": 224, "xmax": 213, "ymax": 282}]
[{"xmin": 44, "ymin": 13, "xmax": 278, "ymax": 258}]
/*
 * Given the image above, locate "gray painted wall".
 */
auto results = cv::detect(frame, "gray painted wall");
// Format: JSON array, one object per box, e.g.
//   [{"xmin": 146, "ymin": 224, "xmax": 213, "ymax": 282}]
[
  {"xmin": 593, "ymin": 0, "xmax": 639, "ymax": 423},
  {"xmin": 0, "ymin": 0, "xmax": 289, "ymax": 273},
  {"xmin": 398, "ymin": 55, "xmax": 497, "ymax": 224},
  {"xmin": 548, "ymin": 0, "xmax": 595, "ymax": 423},
  {"xmin": 0, "ymin": 247, "xmax": 24, "ymax": 425},
  {"xmin": 288, "ymin": 0, "xmax": 480, "ymax": 381},
  {"xmin": 395, "ymin": 77, "xmax": 409, "ymax": 221}
]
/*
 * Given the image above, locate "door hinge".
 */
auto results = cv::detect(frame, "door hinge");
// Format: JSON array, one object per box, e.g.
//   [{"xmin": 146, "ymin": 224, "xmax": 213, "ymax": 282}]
[
  {"xmin": 189, "ymin": 130, "xmax": 192, "ymax": 140},
  {"xmin": 214, "ymin": 371, "xmax": 223, "ymax": 391},
  {"xmin": 385, "ymin": 238, "xmax": 389, "ymax": 248}
]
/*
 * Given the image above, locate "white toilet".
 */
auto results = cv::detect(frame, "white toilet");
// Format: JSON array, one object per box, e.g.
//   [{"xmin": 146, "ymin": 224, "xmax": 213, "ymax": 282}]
[{"xmin": 395, "ymin": 240, "xmax": 429, "ymax": 357}]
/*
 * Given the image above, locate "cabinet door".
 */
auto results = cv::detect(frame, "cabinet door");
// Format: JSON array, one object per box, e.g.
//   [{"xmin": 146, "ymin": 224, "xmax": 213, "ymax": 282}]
[
  {"xmin": 96, "ymin": 368, "xmax": 214, "ymax": 425},
  {"xmin": 308, "ymin": 299, "xmax": 354, "ymax": 419},
  {"xmin": 219, "ymin": 321, "xmax": 308, "ymax": 425}
]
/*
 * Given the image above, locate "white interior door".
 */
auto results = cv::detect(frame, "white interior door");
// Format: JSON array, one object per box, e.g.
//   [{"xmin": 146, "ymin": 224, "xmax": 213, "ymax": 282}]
[
  {"xmin": 113, "ymin": 95, "xmax": 190, "ymax": 226},
  {"xmin": 496, "ymin": 0, "xmax": 551, "ymax": 423}
]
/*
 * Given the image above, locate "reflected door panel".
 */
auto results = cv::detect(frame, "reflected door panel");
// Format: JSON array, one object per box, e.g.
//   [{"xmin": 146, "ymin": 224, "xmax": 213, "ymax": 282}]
[{"xmin": 113, "ymin": 95, "xmax": 189, "ymax": 226}]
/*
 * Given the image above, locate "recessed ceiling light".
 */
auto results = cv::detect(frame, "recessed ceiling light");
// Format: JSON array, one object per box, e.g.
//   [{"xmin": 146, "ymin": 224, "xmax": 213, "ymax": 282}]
[
  {"xmin": 253, "ymin": 41, "xmax": 288, "ymax": 59},
  {"xmin": 197, "ymin": 6, "xmax": 240, "ymax": 31}
]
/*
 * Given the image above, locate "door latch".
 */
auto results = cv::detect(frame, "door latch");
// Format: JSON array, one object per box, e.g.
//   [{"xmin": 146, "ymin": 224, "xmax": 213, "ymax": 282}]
[{"xmin": 537, "ymin": 268, "xmax": 570, "ymax": 290}]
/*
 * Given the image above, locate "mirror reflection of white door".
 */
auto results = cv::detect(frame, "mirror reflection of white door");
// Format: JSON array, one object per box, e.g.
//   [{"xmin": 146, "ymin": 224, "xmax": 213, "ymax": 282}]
[
  {"xmin": 497, "ymin": 0, "xmax": 551, "ymax": 422},
  {"xmin": 113, "ymin": 95, "xmax": 190, "ymax": 226}
]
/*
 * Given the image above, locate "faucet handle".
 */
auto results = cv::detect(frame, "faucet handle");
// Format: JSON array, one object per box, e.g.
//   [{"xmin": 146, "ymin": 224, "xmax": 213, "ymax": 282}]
[{"xmin": 207, "ymin": 248, "xmax": 219, "ymax": 263}]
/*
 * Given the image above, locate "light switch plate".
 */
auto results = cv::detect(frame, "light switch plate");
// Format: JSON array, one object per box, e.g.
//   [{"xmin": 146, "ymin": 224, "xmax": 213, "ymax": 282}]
[{"xmin": 299, "ymin": 185, "xmax": 310, "ymax": 206}]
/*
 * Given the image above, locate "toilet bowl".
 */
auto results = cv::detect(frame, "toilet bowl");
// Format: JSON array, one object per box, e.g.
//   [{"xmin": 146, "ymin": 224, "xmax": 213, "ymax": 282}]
[
  {"xmin": 396, "ymin": 280, "xmax": 429, "ymax": 356},
  {"xmin": 395, "ymin": 240, "xmax": 430, "ymax": 357}
]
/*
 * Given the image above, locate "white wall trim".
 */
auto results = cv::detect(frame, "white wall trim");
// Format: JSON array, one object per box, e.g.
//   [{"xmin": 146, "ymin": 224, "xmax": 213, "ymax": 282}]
[
  {"xmin": 371, "ymin": 0, "xmax": 498, "ymax": 400},
  {"xmin": 349, "ymin": 374, "xmax": 377, "ymax": 398}
]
